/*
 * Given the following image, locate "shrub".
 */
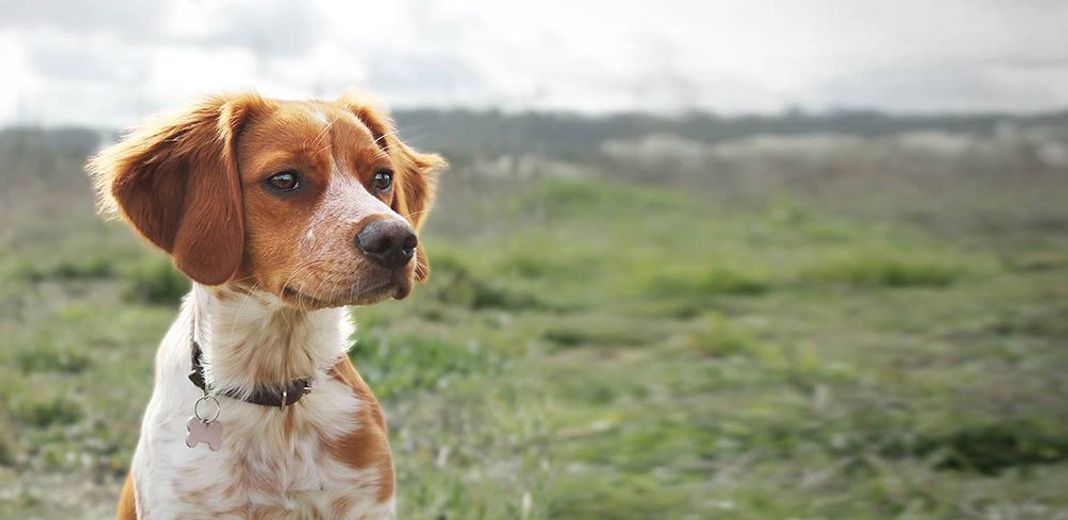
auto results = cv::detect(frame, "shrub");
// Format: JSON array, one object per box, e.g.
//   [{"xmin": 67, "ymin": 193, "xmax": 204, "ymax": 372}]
[
  {"xmin": 50, "ymin": 256, "xmax": 116, "ymax": 279},
  {"xmin": 428, "ymin": 255, "xmax": 544, "ymax": 311},
  {"xmin": 696, "ymin": 269, "xmax": 771, "ymax": 295},
  {"xmin": 8, "ymin": 255, "xmax": 116, "ymax": 281},
  {"xmin": 803, "ymin": 255, "xmax": 960, "ymax": 288},
  {"xmin": 0, "ymin": 421, "xmax": 13, "ymax": 466},
  {"xmin": 121, "ymin": 257, "xmax": 189, "ymax": 304},
  {"xmin": 541, "ymin": 314, "xmax": 657, "ymax": 349},
  {"xmin": 647, "ymin": 267, "xmax": 771, "ymax": 298},
  {"xmin": 686, "ymin": 313, "xmax": 765, "ymax": 358},
  {"xmin": 14, "ymin": 343, "xmax": 92, "ymax": 373},
  {"xmin": 11, "ymin": 396, "xmax": 82, "ymax": 428},
  {"xmin": 907, "ymin": 424, "xmax": 1068, "ymax": 475},
  {"xmin": 988, "ymin": 303, "xmax": 1068, "ymax": 338},
  {"xmin": 351, "ymin": 333, "xmax": 500, "ymax": 400}
]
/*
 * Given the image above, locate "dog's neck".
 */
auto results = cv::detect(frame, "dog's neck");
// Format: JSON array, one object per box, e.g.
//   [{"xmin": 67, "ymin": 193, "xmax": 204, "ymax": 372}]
[{"xmin": 188, "ymin": 283, "xmax": 353, "ymax": 398}]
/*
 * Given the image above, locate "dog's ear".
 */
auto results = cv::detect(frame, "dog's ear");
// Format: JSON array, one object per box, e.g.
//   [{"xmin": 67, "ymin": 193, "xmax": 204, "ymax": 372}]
[
  {"xmin": 339, "ymin": 93, "xmax": 446, "ymax": 282},
  {"xmin": 88, "ymin": 94, "xmax": 269, "ymax": 285}
]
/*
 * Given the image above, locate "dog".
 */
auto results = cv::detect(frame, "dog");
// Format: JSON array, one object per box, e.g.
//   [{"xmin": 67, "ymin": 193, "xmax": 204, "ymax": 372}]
[{"xmin": 88, "ymin": 93, "xmax": 444, "ymax": 519}]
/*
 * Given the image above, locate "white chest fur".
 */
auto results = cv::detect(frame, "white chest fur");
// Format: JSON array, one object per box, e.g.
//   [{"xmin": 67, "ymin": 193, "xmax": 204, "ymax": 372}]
[{"xmin": 129, "ymin": 286, "xmax": 394, "ymax": 519}]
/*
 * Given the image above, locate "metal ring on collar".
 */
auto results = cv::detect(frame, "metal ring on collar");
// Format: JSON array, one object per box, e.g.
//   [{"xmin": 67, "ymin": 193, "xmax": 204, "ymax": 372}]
[{"xmin": 193, "ymin": 395, "xmax": 221, "ymax": 423}]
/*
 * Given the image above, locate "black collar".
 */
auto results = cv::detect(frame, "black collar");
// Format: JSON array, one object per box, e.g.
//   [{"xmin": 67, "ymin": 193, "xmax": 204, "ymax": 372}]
[{"xmin": 188, "ymin": 338, "xmax": 312, "ymax": 409}]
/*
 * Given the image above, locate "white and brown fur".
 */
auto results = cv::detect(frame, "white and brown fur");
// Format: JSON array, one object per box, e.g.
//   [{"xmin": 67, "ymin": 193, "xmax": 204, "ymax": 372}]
[{"xmin": 89, "ymin": 93, "xmax": 444, "ymax": 519}]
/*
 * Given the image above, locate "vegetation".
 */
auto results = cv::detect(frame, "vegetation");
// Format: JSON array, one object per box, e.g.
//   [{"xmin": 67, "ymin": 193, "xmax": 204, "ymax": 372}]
[{"xmin": 1, "ymin": 115, "xmax": 1067, "ymax": 519}]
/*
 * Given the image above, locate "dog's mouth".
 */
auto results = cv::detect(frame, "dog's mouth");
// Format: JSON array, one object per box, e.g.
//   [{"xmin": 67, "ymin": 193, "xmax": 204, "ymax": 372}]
[
  {"xmin": 281, "ymin": 285, "xmax": 337, "ymax": 308},
  {"xmin": 281, "ymin": 276, "xmax": 411, "ymax": 309}
]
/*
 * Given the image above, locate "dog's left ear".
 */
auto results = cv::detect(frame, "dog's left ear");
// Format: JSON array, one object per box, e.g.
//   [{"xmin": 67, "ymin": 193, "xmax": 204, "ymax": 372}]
[
  {"xmin": 340, "ymin": 93, "xmax": 446, "ymax": 282},
  {"xmin": 88, "ymin": 94, "xmax": 269, "ymax": 285}
]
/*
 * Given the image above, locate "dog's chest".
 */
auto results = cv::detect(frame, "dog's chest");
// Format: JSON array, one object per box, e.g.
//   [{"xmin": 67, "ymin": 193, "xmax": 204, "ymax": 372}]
[{"xmin": 136, "ymin": 379, "xmax": 393, "ymax": 519}]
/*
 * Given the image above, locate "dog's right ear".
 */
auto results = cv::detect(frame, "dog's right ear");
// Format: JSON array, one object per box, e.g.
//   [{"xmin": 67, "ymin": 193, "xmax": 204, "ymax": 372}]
[{"xmin": 87, "ymin": 94, "xmax": 271, "ymax": 285}]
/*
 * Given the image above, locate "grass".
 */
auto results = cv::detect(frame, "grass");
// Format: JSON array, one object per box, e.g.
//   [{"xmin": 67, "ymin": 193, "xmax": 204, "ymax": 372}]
[
  {"xmin": 119, "ymin": 256, "xmax": 191, "ymax": 305},
  {"xmin": 801, "ymin": 253, "xmax": 963, "ymax": 288},
  {"xmin": 684, "ymin": 313, "xmax": 768, "ymax": 358},
  {"xmin": 1, "ymin": 151, "xmax": 1067, "ymax": 519},
  {"xmin": 8, "ymin": 394, "xmax": 83, "ymax": 428},
  {"xmin": 352, "ymin": 333, "xmax": 503, "ymax": 400},
  {"xmin": 7, "ymin": 255, "xmax": 117, "ymax": 282},
  {"xmin": 13, "ymin": 339, "xmax": 93, "ymax": 373}
]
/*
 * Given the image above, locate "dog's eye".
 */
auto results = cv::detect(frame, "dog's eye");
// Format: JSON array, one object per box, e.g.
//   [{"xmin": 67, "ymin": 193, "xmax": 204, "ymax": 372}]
[
  {"xmin": 265, "ymin": 170, "xmax": 301, "ymax": 192},
  {"xmin": 373, "ymin": 169, "xmax": 393, "ymax": 193}
]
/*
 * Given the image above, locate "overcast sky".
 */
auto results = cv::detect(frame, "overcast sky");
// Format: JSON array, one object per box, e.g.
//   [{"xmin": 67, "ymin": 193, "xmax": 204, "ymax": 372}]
[{"xmin": 1, "ymin": 0, "xmax": 1067, "ymax": 127}]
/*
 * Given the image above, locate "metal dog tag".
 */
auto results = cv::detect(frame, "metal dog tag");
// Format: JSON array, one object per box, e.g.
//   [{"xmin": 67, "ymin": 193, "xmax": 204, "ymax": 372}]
[{"xmin": 186, "ymin": 395, "xmax": 224, "ymax": 450}]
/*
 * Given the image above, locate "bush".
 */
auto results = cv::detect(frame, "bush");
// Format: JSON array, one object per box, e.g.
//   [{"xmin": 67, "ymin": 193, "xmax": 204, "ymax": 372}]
[
  {"xmin": 9, "ymin": 255, "xmax": 116, "ymax": 281},
  {"xmin": 0, "ymin": 421, "xmax": 13, "ymax": 466},
  {"xmin": 988, "ymin": 303, "xmax": 1068, "ymax": 338},
  {"xmin": 648, "ymin": 267, "xmax": 771, "ymax": 298},
  {"xmin": 428, "ymin": 255, "xmax": 545, "ymax": 311},
  {"xmin": 11, "ymin": 396, "xmax": 82, "ymax": 428},
  {"xmin": 121, "ymin": 257, "xmax": 189, "ymax": 304},
  {"xmin": 803, "ymin": 255, "xmax": 961, "ymax": 288},
  {"xmin": 351, "ymin": 333, "xmax": 500, "ymax": 400},
  {"xmin": 50, "ymin": 256, "xmax": 116, "ymax": 279},
  {"xmin": 14, "ymin": 343, "xmax": 92, "ymax": 373},
  {"xmin": 541, "ymin": 314, "xmax": 659, "ymax": 349},
  {"xmin": 497, "ymin": 252, "xmax": 591, "ymax": 281},
  {"xmin": 909, "ymin": 424, "xmax": 1068, "ymax": 475},
  {"xmin": 524, "ymin": 178, "xmax": 677, "ymax": 217},
  {"xmin": 686, "ymin": 313, "xmax": 765, "ymax": 358}
]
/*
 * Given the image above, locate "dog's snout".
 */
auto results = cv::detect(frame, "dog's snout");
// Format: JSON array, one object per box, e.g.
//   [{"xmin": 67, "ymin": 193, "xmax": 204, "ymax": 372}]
[{"xmin": 355, "ymin": 220, "xmax": 417, "ymax": 269}]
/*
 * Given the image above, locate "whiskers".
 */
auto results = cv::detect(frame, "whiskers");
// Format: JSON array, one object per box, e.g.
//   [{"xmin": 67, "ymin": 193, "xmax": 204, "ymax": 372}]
[
  {"xmin": 404, "ymin": 207, "xmax": 432, "ymax": 223},
  {"xmin": 278, "ymin": 259, "xmax": 368, "ymax": 311}
]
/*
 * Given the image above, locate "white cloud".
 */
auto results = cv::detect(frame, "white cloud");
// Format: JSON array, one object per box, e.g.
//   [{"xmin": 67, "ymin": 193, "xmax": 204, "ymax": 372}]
[
  {"xmin": 0, "ymin": 33, "xmax": 28, "ymax": 124},
  {"xmin": 1, "ymin": 0, "xmax": 1066, "ymax": 126}
]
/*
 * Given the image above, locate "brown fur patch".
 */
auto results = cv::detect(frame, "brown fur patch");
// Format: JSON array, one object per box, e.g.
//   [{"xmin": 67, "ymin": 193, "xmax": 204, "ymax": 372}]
[
  {"xmin": 88, "ymin": 94, "xmax": 272, "ymax": 285},
  {"xmin": 116, "ymin": 472, "xmax": 137, "ymax": 520},
  {"xmin": 326, "ymin": 357, "xmax": 394, "ymax": 502}
]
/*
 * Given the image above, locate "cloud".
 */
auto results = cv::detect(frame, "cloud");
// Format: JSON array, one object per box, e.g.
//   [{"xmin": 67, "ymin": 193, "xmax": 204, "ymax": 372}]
[
  {"xmin": 171, "ymin": 0, "xmax": 328, "ymax": 58},
  {"xmin": 364, "ymin": 50, "xmax": 488, "ymax": 103},
  {"xmin": 24, "ymin": 31, "xmax": 152, "ymax": 83},
  {"xmin": 1, "ymin": 0, "xmax": 1067, "ymax": 126},
  {"xmin": 0, "ymin": 0, "xmax": 164, "ymax": 35},
  {"xmin": 801, "ymin": 59, "xmax": 1068, "ymax": 113}
]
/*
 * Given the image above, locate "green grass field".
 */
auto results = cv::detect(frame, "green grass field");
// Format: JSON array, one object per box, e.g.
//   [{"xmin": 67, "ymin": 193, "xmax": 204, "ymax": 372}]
[{"xmin": 1, "ymin": 136, "xmax": 1067, "ymax": 519}]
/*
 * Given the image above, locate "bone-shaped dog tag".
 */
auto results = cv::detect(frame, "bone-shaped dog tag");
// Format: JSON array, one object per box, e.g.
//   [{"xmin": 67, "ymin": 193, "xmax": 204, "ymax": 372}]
[
  {"xmin": 186, "ymin": 395, "xmax": 224, "ymax": 450},
  {"xmin": 186, "ymin": 416, "xmax": 224, "ymax": 450}
]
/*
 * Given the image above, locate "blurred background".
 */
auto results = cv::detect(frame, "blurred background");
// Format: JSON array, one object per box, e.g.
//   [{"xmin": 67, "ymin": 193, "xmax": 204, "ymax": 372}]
[{"xmin": 2, "ymin": 1, "xmax": 1068, "ymax": 518}]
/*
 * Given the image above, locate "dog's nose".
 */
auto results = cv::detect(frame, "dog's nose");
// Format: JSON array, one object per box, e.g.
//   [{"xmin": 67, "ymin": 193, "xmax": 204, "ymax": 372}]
[{"xmin": 355, "ymin": 220, "xmax": 417, "ymax": 269}]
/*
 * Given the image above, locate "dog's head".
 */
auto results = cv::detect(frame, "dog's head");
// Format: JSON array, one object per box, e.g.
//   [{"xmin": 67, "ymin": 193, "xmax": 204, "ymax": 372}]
[{"xmin": 89, "ymin": 93, "xmax": 445, "ymax": 309}]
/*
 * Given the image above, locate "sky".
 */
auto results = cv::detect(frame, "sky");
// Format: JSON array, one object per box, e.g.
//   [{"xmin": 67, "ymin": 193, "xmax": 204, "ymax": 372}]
[{"xmin": 1, "ymin": 0, "xmax": 1067, "ymax": 127}]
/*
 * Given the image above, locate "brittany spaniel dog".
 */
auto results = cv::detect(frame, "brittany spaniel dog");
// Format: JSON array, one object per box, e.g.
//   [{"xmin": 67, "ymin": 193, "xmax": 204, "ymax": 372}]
[{"xmin": 88, "ymin": 93, "xmax": 444, "ymax": 519}]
